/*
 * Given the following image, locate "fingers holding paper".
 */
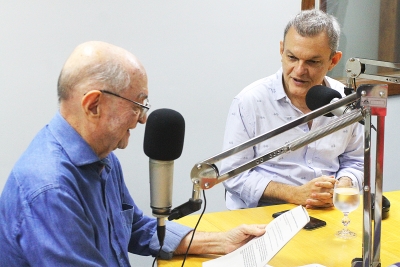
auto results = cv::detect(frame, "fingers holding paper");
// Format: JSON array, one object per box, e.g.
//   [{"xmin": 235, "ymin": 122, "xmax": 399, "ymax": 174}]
[
  {"xmin": 174, "ymin": 224, "xmax": 267, "ymax": 256},
  {"xmin": 223, "ymin": 224, "xmax": 267, "ymax": 254}
]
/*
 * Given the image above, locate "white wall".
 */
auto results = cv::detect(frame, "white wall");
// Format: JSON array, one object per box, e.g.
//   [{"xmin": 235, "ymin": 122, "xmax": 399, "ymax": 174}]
[{"xmin": 0, "ymin": 1, "xmax": 301, "ymax": 265}]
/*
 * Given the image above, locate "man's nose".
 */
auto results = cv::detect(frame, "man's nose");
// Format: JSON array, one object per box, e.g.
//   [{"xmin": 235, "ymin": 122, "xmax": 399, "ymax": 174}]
[
  {"xmin": 293, "ymin": 61, "xmax": 308, "ymax": 76},
  {"xmin": 138, "ymin": 114, "xmax": 147, "ymax": 124}
]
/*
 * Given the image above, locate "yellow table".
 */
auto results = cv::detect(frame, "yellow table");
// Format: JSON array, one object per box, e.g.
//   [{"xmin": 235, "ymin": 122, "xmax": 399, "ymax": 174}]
[{"xmin": 159, "ymin": 191, "xmax": 400, "ymax": 267}]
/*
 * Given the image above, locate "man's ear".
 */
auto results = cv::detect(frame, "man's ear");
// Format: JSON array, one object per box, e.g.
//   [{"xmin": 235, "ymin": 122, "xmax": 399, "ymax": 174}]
[
  {"xmin": 81, "ymin": 90, "xmax": 102, "ymax": 119},
  {"xmin": 329, "ymin": 51, "xmax": 342, "ymax": 71}
]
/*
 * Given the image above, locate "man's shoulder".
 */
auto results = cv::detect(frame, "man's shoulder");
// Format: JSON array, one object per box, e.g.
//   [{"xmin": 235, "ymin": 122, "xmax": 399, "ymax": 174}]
[{"xmin": 9, "ymin": 126, "xmax": 81, "ymax": 197}]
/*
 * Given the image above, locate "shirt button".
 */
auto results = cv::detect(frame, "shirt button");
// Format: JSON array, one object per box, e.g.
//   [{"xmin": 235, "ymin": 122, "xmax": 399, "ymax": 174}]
[{"xmin": 307, "ymin": 160, "xmax": 312, "ymax": 164}]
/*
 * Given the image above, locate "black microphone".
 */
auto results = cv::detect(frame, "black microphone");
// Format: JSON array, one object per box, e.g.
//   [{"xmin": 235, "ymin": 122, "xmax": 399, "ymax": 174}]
[
  {"xmin": 143, "ymin": 108, "xmax": 185, "ymax": 246},
  {"xmin": 306, "ymin": 85, "xmax": 358, "ymax": 118}
]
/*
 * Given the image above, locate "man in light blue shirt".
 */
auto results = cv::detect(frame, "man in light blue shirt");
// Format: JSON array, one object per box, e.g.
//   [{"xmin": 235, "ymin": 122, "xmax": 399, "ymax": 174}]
[
  {"xmin": 222, "ymin": 10, "xmax": 363, "ymax": 210},
  {"xmin": 0, "ymin": 41, "xmax": 266, "ymax": 266}
]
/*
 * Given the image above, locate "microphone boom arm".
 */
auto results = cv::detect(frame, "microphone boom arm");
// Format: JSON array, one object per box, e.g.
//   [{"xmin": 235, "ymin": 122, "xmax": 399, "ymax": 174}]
[
  {"xmin": 190, "ymin": 92, "xmax": 360, "ymax": 190},
  {"xmin": 169, "ymin": 89, "xmax": 362, "ymax": 221},
  {"xmin": 191, "ymin": 108, "xmax": 364, "ymax": 190}
]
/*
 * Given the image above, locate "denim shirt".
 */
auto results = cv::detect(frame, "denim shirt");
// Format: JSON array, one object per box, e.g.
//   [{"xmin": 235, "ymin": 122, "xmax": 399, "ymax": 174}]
[{"xmin": 0, "ymin": 112, "xmax": 192, "ymax": 266}]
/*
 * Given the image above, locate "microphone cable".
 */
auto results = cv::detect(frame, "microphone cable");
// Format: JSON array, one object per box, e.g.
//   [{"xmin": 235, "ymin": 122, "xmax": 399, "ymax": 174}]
[
  {"xmin": 180, "ymin": 190, "xmax": 207, "ymax": 267},
  {"xmin": 152, "ymin": 244, "xmax": 163, "ymax": 267}
]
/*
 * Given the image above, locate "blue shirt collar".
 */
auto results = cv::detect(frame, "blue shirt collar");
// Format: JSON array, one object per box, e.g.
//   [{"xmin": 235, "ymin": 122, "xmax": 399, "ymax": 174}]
[{"xmin": 48, "ymin": 112, "xmax": 103, "ymax": 167}]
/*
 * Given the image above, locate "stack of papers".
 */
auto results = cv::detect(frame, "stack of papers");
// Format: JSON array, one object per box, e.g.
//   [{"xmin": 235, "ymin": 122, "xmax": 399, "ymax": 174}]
[{"xmin": 202, "ymin": 206, "xmax": 325, "ymax": 267}]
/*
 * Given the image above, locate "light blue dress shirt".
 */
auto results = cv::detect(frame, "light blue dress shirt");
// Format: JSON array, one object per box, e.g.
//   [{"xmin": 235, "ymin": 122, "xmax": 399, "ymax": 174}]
[
  {"xmin": 0, "ymin": 112, "xmax": 192, "ymax": 266},
  {"xmin": 222, "ymin": 69, "xmax": 364, "ymax": 209}
]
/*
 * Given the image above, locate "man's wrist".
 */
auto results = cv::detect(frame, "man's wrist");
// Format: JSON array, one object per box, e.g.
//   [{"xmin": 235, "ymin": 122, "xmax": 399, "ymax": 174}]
[
  {"xmin": 175, "ymin": 231, "xmax": 225, "ymax": 255},
  {"xmin": 263, "ymin": 181, "xmax": 297, "ymax": 204}
]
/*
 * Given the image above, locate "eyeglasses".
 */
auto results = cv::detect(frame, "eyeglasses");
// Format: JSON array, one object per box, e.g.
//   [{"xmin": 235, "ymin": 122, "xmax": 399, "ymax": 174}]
[{"xmin": 100, "ymin": 90, "xmax": 151, "ymax": 119}]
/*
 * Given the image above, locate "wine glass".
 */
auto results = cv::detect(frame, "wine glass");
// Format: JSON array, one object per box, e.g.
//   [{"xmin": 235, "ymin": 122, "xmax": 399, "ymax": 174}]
[{"xmin": 333, "ymin": 179, "xmax": 360, "ymax": 239}]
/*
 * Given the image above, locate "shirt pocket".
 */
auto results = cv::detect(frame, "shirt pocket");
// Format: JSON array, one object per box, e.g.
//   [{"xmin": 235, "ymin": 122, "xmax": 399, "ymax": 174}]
[{"xmin": 120, "ymin": 203, "xmax": 134, "ymax": 238}]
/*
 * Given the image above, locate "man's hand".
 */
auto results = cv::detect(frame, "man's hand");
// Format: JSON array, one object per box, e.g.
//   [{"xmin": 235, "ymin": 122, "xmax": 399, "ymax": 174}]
[
  {"xmin": 304, "ymin": 175, "xmax": 336, "ymax": 209},
  {"xmin": 175, "ymin": 224, "xmax": 267, "ymax": 255},
  {"xmin": 263, "ymin": 177, "xmax": 336, "ymax": 208},
  {"xmin": 222, "ymin": 224, "xmax": 267, "ymax": 254}
]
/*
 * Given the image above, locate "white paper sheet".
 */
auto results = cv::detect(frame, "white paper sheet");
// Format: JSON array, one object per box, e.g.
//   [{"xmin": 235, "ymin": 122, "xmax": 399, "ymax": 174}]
[{"xmin": 202, "ymin": 205, "xmax": 310, "ymax": 267}]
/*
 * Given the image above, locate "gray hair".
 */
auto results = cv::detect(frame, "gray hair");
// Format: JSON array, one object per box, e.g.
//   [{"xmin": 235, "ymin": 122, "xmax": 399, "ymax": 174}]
[
  {"xmin": 283, "ymin": 9, "xmax": 341, "ymax": 57},
  {"xmin": 57, "ymin": 60, "xmax": 131, "ymax": 101}
]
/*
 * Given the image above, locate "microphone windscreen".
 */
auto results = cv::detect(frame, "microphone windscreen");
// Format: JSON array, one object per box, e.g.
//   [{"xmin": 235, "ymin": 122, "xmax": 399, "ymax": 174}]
[
  {"xmin": 305, "ymin": 85, "xmax": 342, "ymax": 114},
  {"xmin": 143, "ymin": 108, "xmax": 185, "ymax": 161}
]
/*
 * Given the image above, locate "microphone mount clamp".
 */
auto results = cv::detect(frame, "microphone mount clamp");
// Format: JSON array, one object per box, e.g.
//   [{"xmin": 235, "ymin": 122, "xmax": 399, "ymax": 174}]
[{"xmin": 345, "ymin": 57, "xmax": 400, "ymax": 90}]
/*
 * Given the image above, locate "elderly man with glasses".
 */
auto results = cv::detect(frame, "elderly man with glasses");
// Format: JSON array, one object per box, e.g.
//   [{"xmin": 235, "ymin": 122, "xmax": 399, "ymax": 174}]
[{"xmin": 0, "ymin": 41, "xmax": 266, "ymax": 267}]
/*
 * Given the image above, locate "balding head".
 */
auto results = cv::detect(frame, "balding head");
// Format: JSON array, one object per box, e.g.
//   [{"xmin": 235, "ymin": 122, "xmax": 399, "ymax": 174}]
[
  {"xmin": 56, "ymin": 42, "xmax": 149, "ymax": 157},
  {"xmin": 57, "ymin": 41, "xmax": 145, "ymax": 102}
]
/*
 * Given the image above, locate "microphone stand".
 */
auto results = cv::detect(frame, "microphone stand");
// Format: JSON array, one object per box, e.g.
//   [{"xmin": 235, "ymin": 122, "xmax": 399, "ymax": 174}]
[
  {"xmin": 345, "ymin": 58, "xmax": 395, "ymax": 267},
  {"xmin": 349, "ymin": 84, "xmax": 387, "ymax": 267}
]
